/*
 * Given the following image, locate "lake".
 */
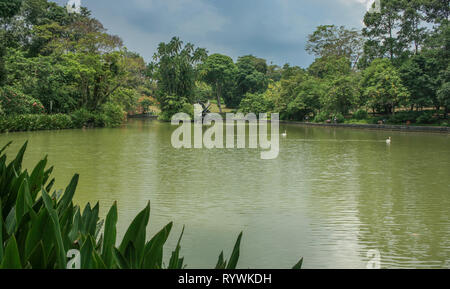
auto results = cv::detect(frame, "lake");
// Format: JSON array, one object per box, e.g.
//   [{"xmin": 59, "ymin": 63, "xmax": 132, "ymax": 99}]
[{"xmin": 1, "ymin": 119, "xmax": 449, "ymax": 269}]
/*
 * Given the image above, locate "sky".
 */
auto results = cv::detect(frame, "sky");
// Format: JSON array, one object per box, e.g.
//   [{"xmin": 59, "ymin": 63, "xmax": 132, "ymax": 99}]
[{"xmin": 52, "ymin": 0, "xmax": 375, "ymax": 68}]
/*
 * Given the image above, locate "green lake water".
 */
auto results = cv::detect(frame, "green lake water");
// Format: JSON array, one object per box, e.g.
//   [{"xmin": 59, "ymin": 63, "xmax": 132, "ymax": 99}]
[{"xmin": 1, "ymin": 119, "xmax": 449, "ymax": 268}]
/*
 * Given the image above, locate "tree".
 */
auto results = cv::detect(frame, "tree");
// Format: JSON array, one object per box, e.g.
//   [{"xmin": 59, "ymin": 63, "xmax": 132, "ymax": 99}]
[
  {"xmin": 0, "ymin": 42, "xmax": 6, "ymax": 86},
  {"xmin": 306, "ymin": 25, "xmax": 364, "ymax": 67},
  {"xmin": 152, "ymin": 37, "xmax": 207, "ymax": 115},
  {"xmin": 398, "ymin": 0, "xmax": 428, "ymax": 55},
  {"xmin": 286, "ymin": 76, "xmax": 325, "ymax": 120},
  {"xmin": 321, "ymin": 75, "xmax": 359, "ymax": 115},
  {"xmin": 360, "ymin": 58, "xmax": 409, "ymax": 114},
  {"xmin": 422, "ymin": 0, "xmax": 450, "ymax": 24},
  {"xmin": 0, "ymin": 0, "xmax": 23, "ymax": 19},
  {"xmin": 362, "ymin": 0, "xmax": 403, "ymax": 61},
  {"xmin": 200, "ymin": 54, "xmax": 236, "ymax": 113},
  {"xmin": 0, "ymin": 0, "xmax": 23, "ymax": 86},
  {"xmin": 239, "ymin": 92, "xmax": 274, "ymax": 115},
  {"xmin": 308, "ymin": 56, "xmax": 352, "ymax": 79},
  {"xmin": 400, "ymin": 53, "xmax": 440, "ymax": 110},
  {"xmin": 232, "ymin": 55, "xmax": 269, "ymax": 108}
]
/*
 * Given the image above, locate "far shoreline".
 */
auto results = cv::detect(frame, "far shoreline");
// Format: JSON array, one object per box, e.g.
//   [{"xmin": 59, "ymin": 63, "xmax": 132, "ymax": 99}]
[{"xmin": 281, "ymin": 121, "xmax": 450, "ymax": 134}]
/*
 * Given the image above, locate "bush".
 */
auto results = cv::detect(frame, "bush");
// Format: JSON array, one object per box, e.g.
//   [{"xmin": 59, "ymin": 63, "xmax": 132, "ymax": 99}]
[
  {"xmin": 388, "ymin": 111, "xmax": 419, "ymax": 124},
  {"xmin": 98, "ymin": 103, "xmax": 126, "ymax": 127},
  {"xmin": 314, "ymin": 111, "xmax": 330, "ymax": 123},
  {"xmin": 416, "ymin": 112, "xmax": 435, "ymax": 124},
  {"xmin": 239, "ymin": 92, "xmax": 274, "ymax": 115},
  {"xmin": 0, "ymin": 105, "xmax": 126, "ymax": 133},
  {"xmin": 0, "ymin": 142, "xmax": 303, "ymax": 269},
  {"xmin": 0, "ymin": 86, "xmax": 45, "ymax": 115},
  {"xmin": 0, "ymin": 114, "xmax": 73, "ymax": 132},
  {"xmin": 70, "ymin": 108, "xmax": 96, "ymax": 128},
  {"xmin": 353, "ymin": 109, "xmax": 369, "ymax": 120},
  {"xmin": 333, "ymin": 113, "xmax": 345, "ymax": 123},
  {"xmin": 386, "ymin": 111, "xmax": 439, "ymax": 125},
  {"xmin": 158, "ymin": 94, "xmax": 192, "ymax": 122}
]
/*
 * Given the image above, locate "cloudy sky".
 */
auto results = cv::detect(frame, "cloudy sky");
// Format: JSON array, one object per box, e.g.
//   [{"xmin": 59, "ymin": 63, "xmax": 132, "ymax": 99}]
[{"xmin": 52, "ymin": 0, "xmax": 374, "ymax": 67}]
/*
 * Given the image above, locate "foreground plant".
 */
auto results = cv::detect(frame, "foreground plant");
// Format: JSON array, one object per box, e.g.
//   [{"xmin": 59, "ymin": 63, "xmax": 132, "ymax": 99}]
[{"xmin": 0, "ymin": 141, "xmax": 303, "ymax": 269}]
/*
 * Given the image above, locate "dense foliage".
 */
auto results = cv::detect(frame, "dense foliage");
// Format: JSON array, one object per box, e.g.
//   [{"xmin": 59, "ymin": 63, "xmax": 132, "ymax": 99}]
[
  {"xmin": 1, "ymin": 0, "xmax": 448, "ymax": 129},
  {"xmin": 0, "ymin": 142, "xmax": 303, "ymax": 269},
  {"xmin": 0, "ymin": 0, "xmax": 150, "ymax": 130}
]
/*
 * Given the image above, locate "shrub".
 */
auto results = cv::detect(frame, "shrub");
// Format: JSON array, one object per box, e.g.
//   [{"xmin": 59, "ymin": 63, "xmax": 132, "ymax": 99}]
[
  {"xmin": 158, "ymin": 94, "xmax": 191, "ymax": 122},
  {"xmin": 70, "ymin": 108, "xmax": 96, "ymax": 128},
  {"xmin": 333, "ymin": 113, "xmax": 345, "ymax": 123},
  {"xmin": 416, "ymin": 112, "xmax": 435, "ymax": 124},
  {"xmin": 388, "ymin": 111, "xmax": 419, "ymax": 124},
  {"xmin": 0, "ymin": 142, "xmax": 304, "ymax": 269},
  {"xmin": 353, "ymin": 109, "xmax": 369, "ymax": 120},
  {"xmin": 314, "ymin": 111, "xmax": 330, "ymax": 123},
  {"xmin": 386, "ymin": 111, "xmax": 439, "ymax": 125},
  {"xmin": 239, "ymin": 92, "xmax": 274, "ymax": 115},
  {"xmin": 0, "ymin": 114, "xmax": 73, "ymax": 132},
  {"xmin": 98, "ymin": 103, "xmax": 126, "ymax": 127},
  {"xmin": 0, "ymin": 86, "xmax": 45, "ymax": 115}
]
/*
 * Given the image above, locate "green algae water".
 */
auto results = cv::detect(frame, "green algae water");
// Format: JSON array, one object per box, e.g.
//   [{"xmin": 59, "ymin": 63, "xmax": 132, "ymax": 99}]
[{"xmin": 1, "ymin": 119, "xmax": 449, "ymax": 269}]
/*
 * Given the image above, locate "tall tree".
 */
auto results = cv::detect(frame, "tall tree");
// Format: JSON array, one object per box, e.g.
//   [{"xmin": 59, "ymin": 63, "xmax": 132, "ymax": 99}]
[
  {"xmin": 0, "ymin": 0, "xmax": 23, "ymax": 86},
  {"xmin": 362, "ymin": 0, "xmax": 403, "ymax": 61},
  {"xmin": 200, "ymin": 54, "xmax": 236, "ymax": 113},
  {"xmin": 399, "ymin": 0, "xmax": 428, "ymax": 55},
  {"xmin": 422, "ymin": 0, "xmax": 450, "ymax": 24},
  {"xmin": 151, "ymin": 37, "xmax": 207, "ymax": 117},
  {"xmin": 306, "ymin": 25, "xmax": 364, "ymax": 67},
  {"xmin": 233, "ymin": 55, "xmax": 269, "ymax": 108},
  {"xmin": 0, "ymin": 0, "xmax": 23, "ymax": 19},
  {"xmin": 360, "ymin": 58, "xmax": 409, "ymax": 114}
]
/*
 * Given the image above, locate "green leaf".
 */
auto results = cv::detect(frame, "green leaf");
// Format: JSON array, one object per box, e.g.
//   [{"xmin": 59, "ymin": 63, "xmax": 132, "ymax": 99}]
[
  {"xmin": 119, "ymin": 202, "xmax": 150, "ymax": 259},
  {"xmin": 215, "ymin": 251, "xmax": 226, "ymax": 269},
  {"xmin": 80, "ymin": 235, "xmax": 96, "ymax": 269},
  {"xmin": 142, "ymin": 222, "xmax": 173, "ymax": 269},
  {"xmin": 24, "ymin": 208, "xmax": 50, "ymax": 260},
  {"xmin": 102, "ymin": 202, "xmax": 117, "ymax": 268},
  {"xmin": 5, "ymin": 207, "xmax": 16, "ymax": 235},
  {"xmin": 68, "ymin": 207, "xmax": 81, "ymax": 243},
  {"xmin": 0, "ymin": 141, "xmax": 12, "ymax": 155},
  {"xmin": 226, "ymin": 232, "xmax": 243, "ymax": 269},
  {"xmin": 28, "ymin": 157, "xmax": 47, "ymax": 200},
  {"xmin": 0, "ymin": 235, "xmax": 22, "ymax": 269},
  {"xmin": 41, "ymin": 188, "xmax": 66, "ymax": 269},
  {"xmin": 168, "ymin": 226, "xmax": 185, "ymax": 269},
  {"xmin": 15, "ymin": 178, "xmax": 33, "ymax": 226},
  {"xmin": 112, "ymin": 247, "xmax": 130, "ymax": 269},
  {"xmin": 57, "ymin": 174, "xmax": 79, "ymax": 213},
  {"xmin": 27, "ymin": 241, "xmax": 47, "ymax": 269},
  {"xmin": 292, "ymin": 258, "xmax": 304, "ymax": 269},
  {"xmin": 80, "ymin": 202, "xmax": 99, "ymax": 236},
  {"xmin": 0, "ymin": 199, "xmax": 3, "ymax": 261}
]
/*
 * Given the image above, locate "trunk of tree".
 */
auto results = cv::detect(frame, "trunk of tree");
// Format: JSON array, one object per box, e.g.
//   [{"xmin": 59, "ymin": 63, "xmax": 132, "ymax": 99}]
[{"xmin": 216, "ymin": 81, "xmax": 223, "ymax": 114}]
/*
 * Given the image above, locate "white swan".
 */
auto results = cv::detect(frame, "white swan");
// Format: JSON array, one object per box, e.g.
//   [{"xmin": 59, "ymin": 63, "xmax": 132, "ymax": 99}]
[
  {"xmin": 386, "ymin": 137, "xmax": 392, "ymax": 144},
  {"xmin": 282, "ymin": 130, "xmax": 287, "ymax": 137}
]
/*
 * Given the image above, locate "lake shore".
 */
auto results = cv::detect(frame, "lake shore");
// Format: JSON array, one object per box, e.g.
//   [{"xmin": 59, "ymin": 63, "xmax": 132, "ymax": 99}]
[{"xmin": 281, "ymin": 121, "xmax": 450, "ymax": 133}]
